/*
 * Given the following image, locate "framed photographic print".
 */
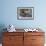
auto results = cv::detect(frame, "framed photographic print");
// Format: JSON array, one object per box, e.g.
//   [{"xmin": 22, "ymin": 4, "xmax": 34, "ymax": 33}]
[{"xmin": 17, "ymin": 7, "xmax": 34, "ymax": 20}]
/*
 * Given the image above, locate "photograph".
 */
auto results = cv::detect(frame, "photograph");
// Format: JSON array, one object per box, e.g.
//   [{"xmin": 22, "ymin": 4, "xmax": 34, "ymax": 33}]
[{"xmin": 17, "ymin": 7, "xmax": 34, "ymax": 20}]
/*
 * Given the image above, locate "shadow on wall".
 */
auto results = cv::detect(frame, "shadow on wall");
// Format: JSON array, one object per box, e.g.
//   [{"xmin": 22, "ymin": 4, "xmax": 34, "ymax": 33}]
[{"xmin": 0, "ymin": 24, "xmax": 7, "ymax": 43}]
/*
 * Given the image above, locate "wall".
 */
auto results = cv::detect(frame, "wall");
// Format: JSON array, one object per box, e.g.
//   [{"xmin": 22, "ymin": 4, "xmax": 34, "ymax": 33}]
[
  {"xmin": 0, "ymin": 0, "xmax": 46, "ymax": 29},
  {"xmin": 0, "ymin": 0, "xmax": 46, "ymax": 44}
]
